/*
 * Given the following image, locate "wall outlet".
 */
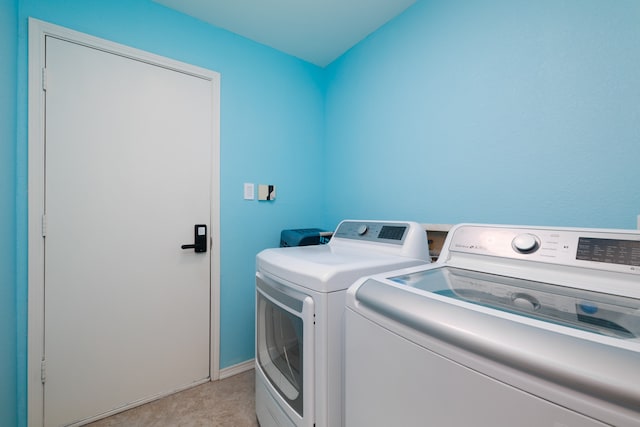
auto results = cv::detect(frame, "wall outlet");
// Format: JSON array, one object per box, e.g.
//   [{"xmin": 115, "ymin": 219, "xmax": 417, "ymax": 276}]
[{"xmin": 637, "ymin": 214, "xmax": 640, "ymax": 230}]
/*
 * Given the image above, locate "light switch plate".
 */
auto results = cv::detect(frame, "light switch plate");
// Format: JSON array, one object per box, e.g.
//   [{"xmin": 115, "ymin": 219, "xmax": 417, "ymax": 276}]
[
  {"xmin": 244, "ymin": 183, "xmax": 254, "ymax": 200},
  {"xmin": 258, "ymin": 184, "xmax": 276, "ymax": 201}
]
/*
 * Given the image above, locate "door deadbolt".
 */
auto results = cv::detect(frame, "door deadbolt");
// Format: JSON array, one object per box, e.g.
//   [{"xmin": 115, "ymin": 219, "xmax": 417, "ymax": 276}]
[{"xmin": 181, "ymin": 224, "xmax": 207, "ymax": 253}]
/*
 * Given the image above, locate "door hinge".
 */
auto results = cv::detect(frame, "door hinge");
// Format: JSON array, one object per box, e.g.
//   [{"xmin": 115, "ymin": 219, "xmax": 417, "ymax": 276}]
[
  {"xmin": 41, "ymin": 359, "xmax": 46, "ymax": 384},
  {"xmin": 42, "ymin": 67, "xmax": 47, "ymax": 91},
  {"xmin": 41, "ymin": 214, "xmax": 47, "ymax": 238}
]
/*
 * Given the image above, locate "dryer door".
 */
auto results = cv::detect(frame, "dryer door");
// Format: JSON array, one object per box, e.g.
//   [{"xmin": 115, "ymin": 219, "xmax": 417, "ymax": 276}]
[{"xmin": 256, "ymin": 272, "xmax": 315, "ymax": 426}]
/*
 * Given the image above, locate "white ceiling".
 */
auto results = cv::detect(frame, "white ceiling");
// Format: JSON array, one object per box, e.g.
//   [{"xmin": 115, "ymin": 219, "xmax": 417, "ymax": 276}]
[{"xmin": 154, "ymin": 0, "xmax": 417, "ymax": 67}]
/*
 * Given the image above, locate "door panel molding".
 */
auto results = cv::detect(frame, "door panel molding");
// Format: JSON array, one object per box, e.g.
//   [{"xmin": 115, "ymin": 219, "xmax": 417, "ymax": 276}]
[{"xmin": 27, "ymin": 18, "xmax": 221, "ymax": 426}]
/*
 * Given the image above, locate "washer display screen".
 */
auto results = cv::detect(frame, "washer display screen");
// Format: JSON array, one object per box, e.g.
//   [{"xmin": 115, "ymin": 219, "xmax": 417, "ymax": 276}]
[{"xmin": 577, "ymin": 237, "xmax": 640, "ymax": 267}]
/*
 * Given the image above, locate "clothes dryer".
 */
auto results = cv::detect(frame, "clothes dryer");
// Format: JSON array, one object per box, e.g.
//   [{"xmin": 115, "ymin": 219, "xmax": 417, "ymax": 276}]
[
  {"xmin": 345, "ymin": 224, "xmax": 640, "ymax": 427},
  {"xmin": 255, "ymin": 220, "xmax": 430, "ymax": 427}
]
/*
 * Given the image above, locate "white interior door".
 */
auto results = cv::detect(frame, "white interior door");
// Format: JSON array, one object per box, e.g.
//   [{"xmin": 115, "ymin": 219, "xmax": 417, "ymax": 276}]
[{"xmin": 43, "ymin": 35, "xmax": 214, "ymax": 426}]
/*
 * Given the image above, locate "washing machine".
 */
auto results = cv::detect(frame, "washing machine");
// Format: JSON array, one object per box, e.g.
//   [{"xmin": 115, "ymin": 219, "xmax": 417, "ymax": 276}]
[
  {"xmin": 345, "ymin": 224, "xmax": 640, "ymax": 427},
  {"xmin": 255, "ymin": 220, "xmax": 431, "ymax": 427}
]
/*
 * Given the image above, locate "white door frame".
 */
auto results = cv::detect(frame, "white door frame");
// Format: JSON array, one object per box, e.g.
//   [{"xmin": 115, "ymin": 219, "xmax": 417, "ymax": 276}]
[{"xmin": 27, "ymin": 18, "xmax": 221, "ymax": 427}]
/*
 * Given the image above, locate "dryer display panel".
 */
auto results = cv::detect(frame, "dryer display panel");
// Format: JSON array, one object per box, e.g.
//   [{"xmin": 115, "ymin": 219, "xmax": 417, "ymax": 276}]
[{"xmin": 390, "ymin": 267, "xmax": 640, "ymax": 340}]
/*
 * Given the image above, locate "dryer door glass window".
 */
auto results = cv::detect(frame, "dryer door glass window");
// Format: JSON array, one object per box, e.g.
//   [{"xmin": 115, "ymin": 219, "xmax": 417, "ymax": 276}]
[{"xmin": 257, "ymin": 291, "xmax": 304, "ymax": 416}]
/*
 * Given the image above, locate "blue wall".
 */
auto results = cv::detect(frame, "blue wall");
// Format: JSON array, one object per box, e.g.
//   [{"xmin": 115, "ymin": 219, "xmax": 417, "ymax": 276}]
[
  {"xmin": 325, "ymin": 0, "xmax": 640, "ymax": 229},
  {"xmin": 1, "ymin": 0, "xmax": 18, "ymax": 425},
  {"xmin": 6, "ymin": 0, "xmax": 640, "ymax": 425},
  {"xmin": 11, "ymin": 0, "xmax": 325, "ymax": 424}
]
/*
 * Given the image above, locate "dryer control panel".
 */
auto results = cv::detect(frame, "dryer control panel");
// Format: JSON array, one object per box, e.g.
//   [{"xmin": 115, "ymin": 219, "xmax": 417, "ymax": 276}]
[
  {"xmin": 331, "ymin": 220, "xmax": 431, "ymax": 261},
  {"xmin": 447, "ymin": 224, "xmax": 640, "ymax": 276},
  {"xmin": 334, "ymin": 221, "xmax": 410, "ymax": 244}
]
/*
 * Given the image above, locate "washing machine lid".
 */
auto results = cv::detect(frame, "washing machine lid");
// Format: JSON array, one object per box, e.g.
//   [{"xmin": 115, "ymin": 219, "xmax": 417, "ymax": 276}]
[
  {"xmin": 349, "ymin": 275, "xmax": 640, "ymax": 419},
  {"xmin": 389, "ymin": 266, "xmax": 640, "ymax": 340},
  {"xmin": 257, "ymin": 244, "xmax": 427, "ymax": 293}
]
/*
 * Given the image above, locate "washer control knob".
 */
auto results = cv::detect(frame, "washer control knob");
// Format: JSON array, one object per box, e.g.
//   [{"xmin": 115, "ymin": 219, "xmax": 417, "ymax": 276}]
[
  {"xmin": 357, "ymin": 225, "xmax": 368, "ymax": 235},
  {"xmin": 512, "ymin": 233, "xmax": 539, "ymax": 253}
]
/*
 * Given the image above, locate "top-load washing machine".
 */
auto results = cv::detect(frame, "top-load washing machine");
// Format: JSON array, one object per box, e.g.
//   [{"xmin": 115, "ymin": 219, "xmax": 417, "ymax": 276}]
[
  {"xmin": 345, "ymin": 223, "xmax": 640, "ymax": 427},
  {"xmin": 255, "ymin": 220, "xmax": 431, "ymax": 427}
]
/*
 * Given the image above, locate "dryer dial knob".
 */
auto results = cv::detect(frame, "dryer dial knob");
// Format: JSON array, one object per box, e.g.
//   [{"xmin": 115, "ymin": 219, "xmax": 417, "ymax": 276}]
[
  {"xmin": 357, "ymin": 225, "xmax": 368, "ymax": 235},
  {"xmin": 512, "ymin": 233, "xmax": 539, "ymax": 253}
]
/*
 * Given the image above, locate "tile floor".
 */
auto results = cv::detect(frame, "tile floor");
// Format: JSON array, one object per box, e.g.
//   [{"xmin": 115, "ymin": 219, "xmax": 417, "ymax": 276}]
[{"xmin": 87, "ymin": 369, "xmax": 258, "ymax": 427}]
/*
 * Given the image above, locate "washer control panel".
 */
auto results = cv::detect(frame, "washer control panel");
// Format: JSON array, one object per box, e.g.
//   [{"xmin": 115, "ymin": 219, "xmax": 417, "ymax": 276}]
[{"xmin": 448, "ymin": 224, "xmax": 640, "ymax": 275}]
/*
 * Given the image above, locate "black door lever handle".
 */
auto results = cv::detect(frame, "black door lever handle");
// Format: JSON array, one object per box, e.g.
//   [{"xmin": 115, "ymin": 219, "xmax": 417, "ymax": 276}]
[{"xmin": 181, "ymin": 224, "xmax": 207, "ymax": 253}]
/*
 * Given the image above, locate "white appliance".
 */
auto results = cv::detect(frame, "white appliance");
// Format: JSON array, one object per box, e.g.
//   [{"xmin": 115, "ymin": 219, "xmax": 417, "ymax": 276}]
[
  {"xmin": 345, "ymin": 224, "xmax": 640, "ymax": 427},
  {"xmin": 255, "ymin": 220, "xmax": 431, "ymax": 427}
]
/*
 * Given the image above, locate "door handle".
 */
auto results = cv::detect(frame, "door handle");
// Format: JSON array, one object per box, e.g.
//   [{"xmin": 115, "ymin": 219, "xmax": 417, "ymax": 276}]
[{"xmin": 181, "ymin": 224, "xmax": 207, "ymax": 253}]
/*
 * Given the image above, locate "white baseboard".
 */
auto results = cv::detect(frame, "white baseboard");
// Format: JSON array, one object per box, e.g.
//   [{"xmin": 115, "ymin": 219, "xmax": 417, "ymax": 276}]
[{"xmin": 219, "ymin": 359, "xmax": 255, "ymax": 379}]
